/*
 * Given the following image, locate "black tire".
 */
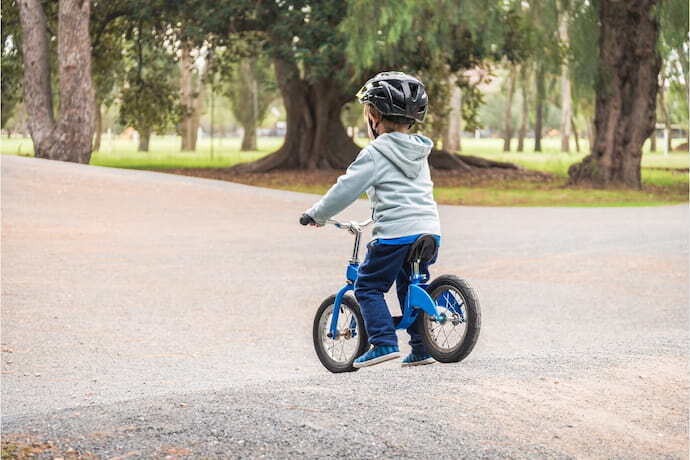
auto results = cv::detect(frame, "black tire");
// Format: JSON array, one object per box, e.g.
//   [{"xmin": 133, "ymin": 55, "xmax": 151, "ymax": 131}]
[
  {"xmin": 420, "ymin": 275, "xmax": 481, "ymax": 363},
  {"xmin": 313, "ymin": 294, "xmax": 369, "ymax": 373}
]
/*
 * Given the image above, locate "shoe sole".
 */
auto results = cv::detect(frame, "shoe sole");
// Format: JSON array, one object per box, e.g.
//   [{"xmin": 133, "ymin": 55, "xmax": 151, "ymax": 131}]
[
  {"xmin": 401, "ymin": 358, "xmax": 435, "ymax": 367},
  {"xmin": 353, "ymin": 351, "xmax": 401, "ymax": 368}
]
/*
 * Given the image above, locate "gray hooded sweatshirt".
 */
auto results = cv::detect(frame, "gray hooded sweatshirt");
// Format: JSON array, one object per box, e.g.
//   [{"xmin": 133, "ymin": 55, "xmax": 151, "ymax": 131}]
[{"xmin": 306, "ymin": 132, "xmax": 441, "ymax": 240}]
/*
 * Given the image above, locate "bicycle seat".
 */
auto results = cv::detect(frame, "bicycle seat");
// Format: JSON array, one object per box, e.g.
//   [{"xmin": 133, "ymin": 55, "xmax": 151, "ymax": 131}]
[{"xmin": 407, "ymin": 234, "xmax": 438, "ymax": 265}]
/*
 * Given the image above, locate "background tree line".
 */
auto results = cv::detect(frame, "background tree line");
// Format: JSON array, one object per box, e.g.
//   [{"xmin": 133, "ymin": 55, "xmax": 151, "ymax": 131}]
[{"xmin": 2, "ymin": 0, "xmax": 688, "ymax": 188}]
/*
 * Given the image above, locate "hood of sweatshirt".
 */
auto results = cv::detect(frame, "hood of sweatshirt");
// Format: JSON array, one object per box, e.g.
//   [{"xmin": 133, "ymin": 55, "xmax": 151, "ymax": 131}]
[{"xmin": 369, "ymin": 132, "xmax": 434, "ymax": 179}]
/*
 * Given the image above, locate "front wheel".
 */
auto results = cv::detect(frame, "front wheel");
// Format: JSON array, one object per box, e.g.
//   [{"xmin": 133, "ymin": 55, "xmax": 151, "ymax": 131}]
[
  {"xmin": 421, "ymin": 275, "xmax": 481, "ymax": 363},
  {"xmin": 313, "ymin": 294, "xmax": 369, "ymax": 373}
]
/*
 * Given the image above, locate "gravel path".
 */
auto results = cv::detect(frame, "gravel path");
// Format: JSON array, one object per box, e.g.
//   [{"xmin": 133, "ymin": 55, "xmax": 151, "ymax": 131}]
[{"xmin": 2, "ymin": 155, "xmax": 688, "ymax": 458}]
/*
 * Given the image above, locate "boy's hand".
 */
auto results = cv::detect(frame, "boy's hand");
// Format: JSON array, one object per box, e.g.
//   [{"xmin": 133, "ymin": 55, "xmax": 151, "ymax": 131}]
[{"xmin": 299, "ymin": 213, "xmax": 320, "ymax": 226}]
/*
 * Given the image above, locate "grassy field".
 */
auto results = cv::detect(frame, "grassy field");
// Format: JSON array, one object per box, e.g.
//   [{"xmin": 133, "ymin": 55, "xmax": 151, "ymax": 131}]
[
  {"xmin": 2, "ymin": 135, "xmax": 688, "ymax": 206},
  {"xmin": 0, "ymin": 136, "xmax": 282, "ymax": 169}
]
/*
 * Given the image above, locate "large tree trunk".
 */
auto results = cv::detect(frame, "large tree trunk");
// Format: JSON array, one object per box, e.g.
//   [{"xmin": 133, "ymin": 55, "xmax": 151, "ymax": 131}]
[
  {"xmin": 568, "ymin": 0, "xmax": 661, "ymax": 188},
  {"xmin": 18, "ymin": 0, "xmax": 94, "ymax": 163},
  {"xmin": 232, "ymin": 58, "xmax": 518, "ymax": 173},
  {"xmin": 502, "ymin": 65, "xmax": 517, "ymax": 152},
  {"xmin": 517, "ymin": 65, "xmax": 529, "ymax": 152},
  {"xmin": 534, "ymin": 63, "xmax": 546, "ymax": 152},
  {"xmin": 231, "ymin": 58, "xmax": 359, "ymax": 171},
  {"xmin": 559, "ymin": 8, "xmax": 572, "ymax": 153},
  {"xmin": 442, "ymin": 74, "xmax": 462, "ymax": 153}
]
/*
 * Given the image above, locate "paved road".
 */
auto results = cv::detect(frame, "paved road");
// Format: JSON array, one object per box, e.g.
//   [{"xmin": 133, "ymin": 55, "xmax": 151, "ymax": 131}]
[{"xmin": 2, "ymin": 155, "xmax": 688, "ymax": 458}]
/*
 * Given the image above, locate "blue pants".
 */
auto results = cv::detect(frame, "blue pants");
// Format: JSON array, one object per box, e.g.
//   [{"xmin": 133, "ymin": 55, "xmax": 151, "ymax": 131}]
[{"xmin": 354, "ymin": 240, "xmax": 437, "ymax": 354}]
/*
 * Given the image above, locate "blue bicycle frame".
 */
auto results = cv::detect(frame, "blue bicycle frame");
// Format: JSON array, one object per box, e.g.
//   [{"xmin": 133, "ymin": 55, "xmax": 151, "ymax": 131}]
[{"xmin": 327, "ymin": 220, "xmax": 443, "ymax": 340}]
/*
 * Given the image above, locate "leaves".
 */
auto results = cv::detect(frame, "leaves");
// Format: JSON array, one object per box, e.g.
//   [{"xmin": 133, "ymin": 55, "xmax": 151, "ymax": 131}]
[{"xmin": 118, "ymin": 25, "xmax": 181, "ymax": 136}]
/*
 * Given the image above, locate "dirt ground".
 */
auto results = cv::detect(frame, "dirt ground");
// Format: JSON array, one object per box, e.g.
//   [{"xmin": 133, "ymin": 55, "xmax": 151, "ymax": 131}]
[{"xmin": 158, "ymin": 166, "xmax": 556, "ymax": 189}]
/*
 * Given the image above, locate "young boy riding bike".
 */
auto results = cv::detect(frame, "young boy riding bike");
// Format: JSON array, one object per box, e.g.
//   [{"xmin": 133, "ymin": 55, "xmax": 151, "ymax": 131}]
[{"xmin": 300, "ymin": 72, "xmax": 441, "ymax": 368}]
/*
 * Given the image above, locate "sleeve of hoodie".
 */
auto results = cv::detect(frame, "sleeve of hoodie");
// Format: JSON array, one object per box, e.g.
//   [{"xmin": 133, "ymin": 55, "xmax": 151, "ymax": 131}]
[{"xmin": 305, "ymin": 148, "xmax": 377, "ymax": 224}]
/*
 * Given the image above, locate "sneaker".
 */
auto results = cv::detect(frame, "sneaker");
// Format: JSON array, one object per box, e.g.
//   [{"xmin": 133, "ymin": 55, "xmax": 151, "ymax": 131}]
[
  {"xmin": 353, "ymin": 346, "xmax": 400, "ymax": 368},
  {"xmin": 401, "ymin": 352, "xmax": 435, "ymax": 367}
]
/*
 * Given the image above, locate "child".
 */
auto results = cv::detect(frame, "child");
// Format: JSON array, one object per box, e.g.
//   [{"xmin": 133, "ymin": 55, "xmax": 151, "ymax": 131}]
[{"xmin": 300, "ymin": 72, "xmax": 441, "ymax": 368}]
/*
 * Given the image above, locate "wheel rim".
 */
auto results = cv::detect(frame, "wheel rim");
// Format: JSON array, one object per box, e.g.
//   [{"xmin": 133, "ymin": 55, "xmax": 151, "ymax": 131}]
[
  {"xmin": 426, "ymin": 286, "xmax": 469, "ymax": 352},
  {"xmin": 318, "ymin": 304, "xmax": 362, "ymax": 365}
]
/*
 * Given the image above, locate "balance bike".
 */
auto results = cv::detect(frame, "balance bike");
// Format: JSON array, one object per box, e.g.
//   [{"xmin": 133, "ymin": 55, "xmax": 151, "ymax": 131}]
[{"xmin": 312, "ymin": 218, "xmax": 481, "ymax": 373}]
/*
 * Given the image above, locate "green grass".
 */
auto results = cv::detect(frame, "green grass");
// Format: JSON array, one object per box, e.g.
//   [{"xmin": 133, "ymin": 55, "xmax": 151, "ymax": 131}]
[
  {"xmin": 247, "ymin": 181, "xmax": 685, "ymax": 207},
  {"xmin": 434, "ymin": 184, "xmax": 684, "ymax": 207},
  {"xmin": 468, "ymin": 152, "xmax": 688, "ymax": 188},
  {"xmin": 1, "ymin": 135, "xmax": 279, "ymax": 169},
  {"xmin": 3, "ymin": 135, "xmax": 687, "ymax": 206}
]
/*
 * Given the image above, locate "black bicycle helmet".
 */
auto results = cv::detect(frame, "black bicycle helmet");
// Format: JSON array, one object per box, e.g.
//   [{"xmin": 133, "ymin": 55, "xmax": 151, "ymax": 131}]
[{"xmin": 356, "ymin": 71, "xmax": 428, "ymax": 124}]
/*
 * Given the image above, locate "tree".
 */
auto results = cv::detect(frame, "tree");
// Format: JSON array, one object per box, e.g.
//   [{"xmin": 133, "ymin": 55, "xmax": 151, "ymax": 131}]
[
  {"xmin": 568, "ymin": 0, "xmax": 662, "ymax": 188},
  {"xmin": 657, "ymin": 0, "xmax": 689, "ymax": 148},
  {"xmin": 521, "ymin": 0, "xmax": 561, "ymax": 152},
  {"xmin": 569, "ymin": 0, "xmax": 598, "ymax": 152},
  {"xmin": 443, "ymin": 74, "xmax": 462, "ymax": 153},
  {"xmin": 502, "ymin": 64, "xmax": 517, "ymax": 152},
  {"xmin": 342, "ymin": 0, "xmax": 527, "ymax": 171},
  {"xmin": 191, "ymin": 1, "xmax": 363, "ymax": 171},
  {"xmin": 91, "ymin": 10, "xmax": 128, "ymax": 152},
  {"xmin": 174, "ymin": 0, "xmax": 524, "ymax": 171},
  {"xmin": 118, "ymin": 25, "xmax": 180, "ymax": 152},
  {"xmin": 418, "ymin": 62, "xmax": 454, "ymax": 149},
  {"xmin": 533, "ymin": 63, "xmax": 546, "ymax": 151},
  {"xmin": 1, "ymin": 0, "xmax": 23, "ymax": 130},
  {"xmin": 558, "ymin": 4, "xmax": 573, "ymax": 153},
  {"xmin": 516, "ymin": 64, "xmax": 530, "ymax": 152},
  {"xmin": 17, "ymin": 0, "xmax": 94, "ymax": 163},
  {"xmin": 179, "ymin": 44, "xmax": 205, "ymax": 152},
  {"xmin": 218, "ymin": 56, "xmax": 277, "ymax": 151}
]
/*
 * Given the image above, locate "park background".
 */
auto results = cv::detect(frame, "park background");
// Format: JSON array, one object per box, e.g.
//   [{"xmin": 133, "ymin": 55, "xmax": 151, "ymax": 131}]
[
  {"xmin": 2, "ymin": 1, "xmax": 690, "ymax": 458},
  {"xmin": 1, "ymin": 0, "xmax": 688, "ymax": 206}
]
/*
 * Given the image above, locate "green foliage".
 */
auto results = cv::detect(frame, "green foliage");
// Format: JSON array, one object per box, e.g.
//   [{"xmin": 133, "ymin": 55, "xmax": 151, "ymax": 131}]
[
  {"xmin": 341, "ymin": 0, "xmax": 536, "ymax": 135},
  {"xmin": 569, "ymin": 0, "xmax": 598, "ymax": 116},
  {"xmin": 119, "ymin": 78, "xmax": 180, "ymax": 137},
  {"xmin": 658, "ymin": 0, "xmax": 689, "ymax": 51},
  {"xmin": 343, "ymin": 0, "xmax": 529, "ymax": 73},
  {"xmin": 658, "ymin": 0, "xmax": 689, "ymax": 126},
  {"xmin": 187, "ymin": 1, "xmax": 355, "ymax": 86},
  {"xmin": 519, "ymin": 0, "xmax": 563, "ymax": 72},
  {"xmin": 667, "ymin": 79, "xmax": 689, "ymax": 125},
  {"xmin": 118, "ymin": 26, "xmax": 181, "ymax": 136},
  {"xmin": 91, "ymin": 4, "xmax": 130, "ymax": 108}
]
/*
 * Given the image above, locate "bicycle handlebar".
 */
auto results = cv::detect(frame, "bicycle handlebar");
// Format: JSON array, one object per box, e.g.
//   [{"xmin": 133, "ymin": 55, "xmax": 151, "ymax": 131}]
[{"xmin": 326, "ymin": 217, "xmax": 375, "ymax": 233}]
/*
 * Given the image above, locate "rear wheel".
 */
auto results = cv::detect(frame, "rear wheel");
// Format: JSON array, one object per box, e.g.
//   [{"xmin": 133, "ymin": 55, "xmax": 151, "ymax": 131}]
[
  {"xmin": 313, "ymin": 294, "xmax": 369, "ymax": 373},
  {"xmin": 421, "ymin": 275, "xmax": 481, "ymax": 363}
]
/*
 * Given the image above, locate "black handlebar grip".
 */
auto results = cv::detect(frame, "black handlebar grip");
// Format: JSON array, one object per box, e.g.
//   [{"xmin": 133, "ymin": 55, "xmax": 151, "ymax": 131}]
[{"xmin": 300, "ymin": 214, "xmax": 316, "ymax": 226}]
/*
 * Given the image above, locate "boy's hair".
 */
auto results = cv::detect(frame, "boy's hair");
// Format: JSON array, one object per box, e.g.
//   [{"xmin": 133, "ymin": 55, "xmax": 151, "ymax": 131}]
[{"xmin": 363, "ymin": 104, "xmax": 414, "ymax": 132}]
